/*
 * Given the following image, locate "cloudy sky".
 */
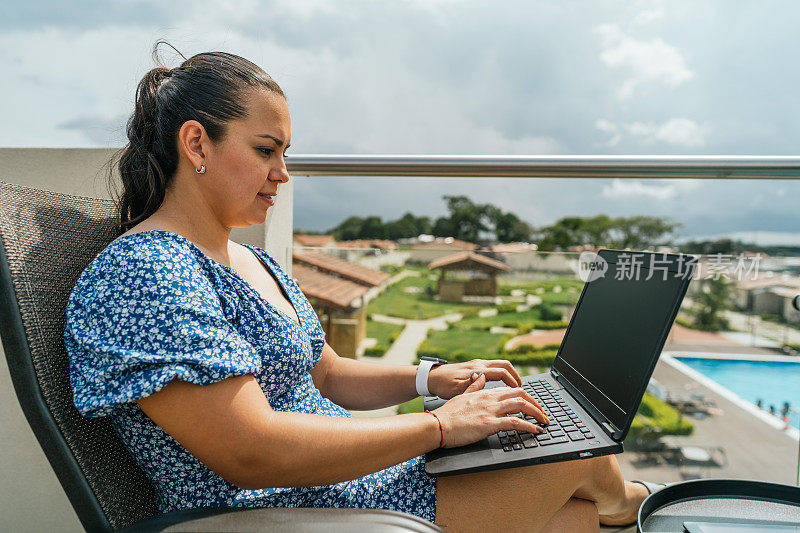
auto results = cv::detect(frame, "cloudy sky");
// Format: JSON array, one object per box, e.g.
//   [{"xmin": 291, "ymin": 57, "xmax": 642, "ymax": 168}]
[{"xmin": 3, "ymin": 0, "xmax": 800, "ymax": 242}]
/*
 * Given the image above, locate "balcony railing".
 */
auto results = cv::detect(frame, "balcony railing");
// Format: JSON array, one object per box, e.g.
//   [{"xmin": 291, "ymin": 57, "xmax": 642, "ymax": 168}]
[{"xmin": 286, "ymin": 155, "xmax": 800, "ymax": 178}]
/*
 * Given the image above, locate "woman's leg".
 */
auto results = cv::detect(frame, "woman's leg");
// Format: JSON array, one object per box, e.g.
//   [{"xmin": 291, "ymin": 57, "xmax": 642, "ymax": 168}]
[
  {"xmin": 435, "ymin": 454, "xmax": 647, "ymax": 532},
  {"xmin": 541, "ymin": 498, "xmax": 599, "ymax": 533}
]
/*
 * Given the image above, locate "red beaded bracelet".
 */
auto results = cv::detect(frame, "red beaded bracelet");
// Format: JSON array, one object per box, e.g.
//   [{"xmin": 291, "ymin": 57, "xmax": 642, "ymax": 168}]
[{"xmin": 425, "ymin": 409, "xmax": 444, "ymax": 448}]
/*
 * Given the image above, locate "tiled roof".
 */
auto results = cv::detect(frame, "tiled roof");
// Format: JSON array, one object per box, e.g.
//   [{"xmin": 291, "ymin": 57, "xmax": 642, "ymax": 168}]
[
  {"xmin": 292, "ymin": 263, "xmax": 368, "ymax": 309},
  {"xmin": 492, "ymin": 242, "xmax": 537, "ymax": 253},
  {"xmin": 411, "ymin": 238, "xmax": 477, "ymax": 250},
  {"xmin": 293, "ymin": 250, "xmax": 391, "ymax": 287},
  {"xmin": 293, "ymin": 234, "xmax": 336, "ymax": 247},
  {"xmin": 771, "ymin": 286, "xmax": 800, "ymax": 299},
  {"xmin": 337, "ymin": 239, "xmax": 398, "ymax": 249},
  {"xmin": 428, "ymin": 251, "xmax": 510, "ymax": 272},
  {"xmin": 735, "ymin": 273, "xmax": 800, "ymax": 291}
]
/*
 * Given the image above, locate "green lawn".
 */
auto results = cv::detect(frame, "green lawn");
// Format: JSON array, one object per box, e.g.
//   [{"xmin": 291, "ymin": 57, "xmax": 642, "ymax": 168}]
[
  {"xmin": 452, "ymin": 308, "xmax": 544, "ymax": 330},
  {"xmin": 539, "ymin": 291, "xmax": 581, "ymax": 306},
  {"xmin": 424, "ymin": 328, "xmax": 506, "ymax": 356},
  {"xmin": 366, "ymin": 320, "xmax": 404, "ymax": 348},
  {"xmin": 366, "ymin": 274, "xmax": 482, "ymax": 319},
  {"xmin": 498, "ymin": 276, "xmax": 584, "ymax": 295}
]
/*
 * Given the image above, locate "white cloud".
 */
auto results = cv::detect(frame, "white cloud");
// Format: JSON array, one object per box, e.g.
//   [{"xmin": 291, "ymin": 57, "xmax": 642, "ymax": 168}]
[
  {"xmin": 596, "ymin": 118, "xmax": 708, "ymax": 147},
  {"xmin": 595, "ymin": 24, "xmax": 692, "ymax": 98},
  {"xmin": 631, "ymin": 0, "xmax": 664, "ymax": 26},
  {"xmin": 632, "ymin": 9, "xmax": 663, "ymax": 25},
  {"xmin": 594, "ymin": 119, "xmax": 621, "ymax": 146},
  {"xmin": 626, "ymin": 118, "xmax": 708, "ymax": 147},
  {"xmin": 601, "ymin": 178, "xmax": 700, "ymax": 200}
]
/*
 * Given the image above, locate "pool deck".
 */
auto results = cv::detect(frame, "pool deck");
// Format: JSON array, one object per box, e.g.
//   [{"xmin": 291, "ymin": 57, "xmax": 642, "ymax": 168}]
[
  {"xmin": 618, "ymin": 354, "xmax": 800, "ymax": 482},
  {"xmin": 599, "ymin": 347, "xmax": 800, "ymax": 532}
]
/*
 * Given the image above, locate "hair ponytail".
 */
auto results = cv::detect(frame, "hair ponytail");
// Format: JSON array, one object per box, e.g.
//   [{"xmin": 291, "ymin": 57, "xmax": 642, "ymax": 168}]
[{"xmin": 108, "ymin": 42, "xmax": 284, "ymax": 234}]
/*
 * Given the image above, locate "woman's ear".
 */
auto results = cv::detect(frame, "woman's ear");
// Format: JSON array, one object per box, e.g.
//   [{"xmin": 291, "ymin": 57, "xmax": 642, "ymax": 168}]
[{"xmin": 177, "ymin": 120, "xmax": 207, "ymax": 172}]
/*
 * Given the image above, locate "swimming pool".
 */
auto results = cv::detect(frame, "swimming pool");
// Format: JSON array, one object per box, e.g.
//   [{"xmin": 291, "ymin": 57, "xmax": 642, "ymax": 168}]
[{"xmin": 674, "ymin": 357, "xmax": 800, "ymax": 430}]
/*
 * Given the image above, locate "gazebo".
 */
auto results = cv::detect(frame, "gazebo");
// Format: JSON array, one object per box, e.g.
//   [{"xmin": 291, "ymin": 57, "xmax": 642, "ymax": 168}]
[
  {"xmin": 428, "ymin": 251, "xmax": 510, "ymax": 303},
  {"xmin": 292, "ymin": 250, "xmax": 390, "ymax": 358}
]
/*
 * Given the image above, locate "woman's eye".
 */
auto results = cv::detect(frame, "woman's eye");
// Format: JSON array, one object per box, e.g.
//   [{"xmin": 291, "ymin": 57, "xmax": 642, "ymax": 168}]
[{"xmin": 258, "ymin": 147, "xmax": 274, "ymax": 156}]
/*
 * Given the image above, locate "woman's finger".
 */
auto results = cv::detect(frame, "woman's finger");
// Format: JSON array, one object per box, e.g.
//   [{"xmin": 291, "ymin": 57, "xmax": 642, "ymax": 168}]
[
  {"xmin": 493, "ymin": 387, "xmax": 548, "ymax": 423},
  {"xmin": 484, "ymin": 359, "xmax": 522, "ymax": 386},
  {"xmin": 464, "ymin": 372, "xmax": 486, "ymax": 393},
  {"xmin": 495, "ymin": 415, "xmax": 542, "ymax": 434},
  {"xmin": 482, "ymin": 367, "xmax": 519, "ymax": 389},
  {"xmin": 495, "ymin": 397, "xmax": 547, "ymax": 424}
]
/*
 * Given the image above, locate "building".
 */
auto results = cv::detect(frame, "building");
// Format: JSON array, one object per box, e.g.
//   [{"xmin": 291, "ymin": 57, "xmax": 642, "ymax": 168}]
[
  {"xmin": 292, "ymin": 250, "xmax": 391, "ymax": 358},
  {"xmin": 731, "ymin": 273, "xmax": 800, "ymax": 318},
  {"xmin": 428, "ymin": 251, "xmax": 510, "ymax": 302},
  {"xmin": 292, "ymin": 233, "xmax": 338, "ymax": 252},
  {"xmin": 407, "ymin": 236, "xmax": 478, "ymax": 264},
  {"xmin": 491, "ymin": 242, "xmax": 576, "ymax": 274}
]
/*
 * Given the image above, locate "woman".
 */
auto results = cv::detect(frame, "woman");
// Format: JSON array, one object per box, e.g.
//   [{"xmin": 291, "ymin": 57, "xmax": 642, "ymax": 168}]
[{"xmin": 64, "ymin": 45, "xmax": 652, "ymax": 532}]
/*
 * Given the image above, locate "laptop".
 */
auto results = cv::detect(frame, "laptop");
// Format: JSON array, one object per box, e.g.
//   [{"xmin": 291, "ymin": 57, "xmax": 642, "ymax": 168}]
[{"xmin": 424, "ymin": 248, "xmax": 697, "ymax": 477}]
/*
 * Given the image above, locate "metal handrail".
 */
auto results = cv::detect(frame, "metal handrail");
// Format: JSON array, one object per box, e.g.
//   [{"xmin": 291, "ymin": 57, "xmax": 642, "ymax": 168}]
[{"xmin": 286, "ymin": 155, "xmax": 800, "ymax": 179}]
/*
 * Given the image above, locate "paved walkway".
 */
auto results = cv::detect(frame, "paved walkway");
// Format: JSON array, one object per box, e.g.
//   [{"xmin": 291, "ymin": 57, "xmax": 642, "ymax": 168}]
[{"xmin": 350, "ymin": 312, "xmax": 461, "ymax": 418}]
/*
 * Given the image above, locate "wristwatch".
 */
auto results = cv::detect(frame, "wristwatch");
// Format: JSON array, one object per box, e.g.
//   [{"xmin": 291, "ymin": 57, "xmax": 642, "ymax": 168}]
[{"xmin": 416, "ymin": 356, "xmax": 448, "ymax": 397}]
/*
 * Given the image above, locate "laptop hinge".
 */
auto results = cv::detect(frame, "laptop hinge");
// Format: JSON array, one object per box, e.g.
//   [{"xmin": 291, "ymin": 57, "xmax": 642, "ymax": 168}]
[
  {"xmin": 550, "ymin": 369, "xmax": 560, "ymax": 379},
  {"xmin": 601, "ymin": 421, "xmax": 622, "ymax": 440}
]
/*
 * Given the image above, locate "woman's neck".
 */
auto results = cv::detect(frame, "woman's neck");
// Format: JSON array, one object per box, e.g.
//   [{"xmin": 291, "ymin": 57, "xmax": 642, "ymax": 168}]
[{"xmin": 146, "ymin": 186, "xmax": 235, "ymax": 268}]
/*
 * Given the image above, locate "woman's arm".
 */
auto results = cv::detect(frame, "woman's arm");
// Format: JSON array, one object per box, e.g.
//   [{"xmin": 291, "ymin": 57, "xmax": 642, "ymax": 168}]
[
  {"xmin": 310, "ymin": 342, "xmax": 529, "ymax": 410},
  {"xmin": 309, "ymin": 342, "xmax": 417, "ymax": 410},
  {"xmin": 136, "ymin": 372, "xmax": 546, "ymax": 490}
]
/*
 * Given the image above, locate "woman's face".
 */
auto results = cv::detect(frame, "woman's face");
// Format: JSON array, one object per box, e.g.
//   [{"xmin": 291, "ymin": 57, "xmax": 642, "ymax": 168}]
[{"xmin": 204, "ymin": 88, "xmax": 291, "ymax": 228}]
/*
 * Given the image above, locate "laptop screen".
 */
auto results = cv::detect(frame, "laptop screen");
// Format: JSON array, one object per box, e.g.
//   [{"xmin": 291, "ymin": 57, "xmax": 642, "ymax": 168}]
[{"xmin": 552, "ymin": 250, "xmax": 694, "ymax": 435}]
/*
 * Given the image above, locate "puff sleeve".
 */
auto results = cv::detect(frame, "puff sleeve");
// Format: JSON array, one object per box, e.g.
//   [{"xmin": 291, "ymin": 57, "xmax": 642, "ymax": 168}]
[{"xmin": 64, "ymin": 238, "xmax": 262, "ymax": 417}]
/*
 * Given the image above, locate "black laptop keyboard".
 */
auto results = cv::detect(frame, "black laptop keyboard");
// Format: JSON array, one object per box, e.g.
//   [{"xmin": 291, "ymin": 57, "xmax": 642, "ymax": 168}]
[{"xmin": 495, "ymin": 380, "xmax": 595, "ymax": 452}]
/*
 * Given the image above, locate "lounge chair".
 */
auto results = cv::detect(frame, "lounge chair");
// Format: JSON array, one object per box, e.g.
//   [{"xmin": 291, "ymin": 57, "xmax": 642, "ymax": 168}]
[{"xmin": 0, "ymin": 181, "xmax": 441, "ymax": 532}]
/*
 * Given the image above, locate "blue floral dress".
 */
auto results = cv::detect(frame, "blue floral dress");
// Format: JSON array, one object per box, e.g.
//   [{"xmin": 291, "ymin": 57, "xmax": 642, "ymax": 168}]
[{"xmin": 64, "ymin": 230, "xmax": 436, "ymax": 522}]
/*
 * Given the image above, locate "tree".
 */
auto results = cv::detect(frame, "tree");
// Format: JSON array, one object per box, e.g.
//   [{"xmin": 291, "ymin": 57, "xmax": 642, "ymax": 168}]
[
  {"xmin": 330, "ymin": 216, "xmax": 364, "ymax": 241},
  {"xmin": 360, "ymin": 216, "xmax": 387, "ymax": 239},
  {"xmin": 611, "ymin": 216, "xmax": 680, "ymax": 250},
  {"xmin": 442, "ymin": 195, "xmax": 491, "ymax": 243},
  {"xmin": 537, "ymin": 217, "xmax": 589, "ymax": 251},
  {"xmin": 488, "ymin": 210, "xmax": 533, "ymax": 242},
  {"xmin": 690, "ymin": 277, "xmax": 732, "ymax": 331},
  {"xmin": 536, "ymin": 214, "xmax": 679, "ymax": 251},
  {"xmin": 432, "ymin": 216, "xmax": 456, "ymax": 238}
]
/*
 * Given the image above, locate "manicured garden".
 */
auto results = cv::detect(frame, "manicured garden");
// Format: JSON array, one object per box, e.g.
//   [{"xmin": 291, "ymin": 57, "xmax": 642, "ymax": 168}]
[
  {"xmin": 365, "ymin": 274, "xmax": 482, "ymax": 319},
  {"xmin": 364, "ymin": 320, "xmax": 405, "ymax": 357}
]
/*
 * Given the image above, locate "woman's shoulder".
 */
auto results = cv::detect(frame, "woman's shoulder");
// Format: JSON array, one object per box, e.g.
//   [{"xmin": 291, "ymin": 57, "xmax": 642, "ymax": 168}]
[
  {"xmin": 93, "ymin": 230, "xmax": 201, "ymax": 271},
  {"xmin": 72, "ymin": 229, "xmax": 214, "ymax": 300}
]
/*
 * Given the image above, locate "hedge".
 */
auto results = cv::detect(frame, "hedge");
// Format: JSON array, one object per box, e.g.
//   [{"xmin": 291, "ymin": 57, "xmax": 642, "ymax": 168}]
[
  {"xmin": 363, "ymin": 345, "xmax": 388, "ymax": 357},
  {"xmin": 627, "ymin": 393, "xmax": 693, "ymax": 442},
  {"xmin": 417, "ymin": 342, "xmax": 558, "ymax": 368}
]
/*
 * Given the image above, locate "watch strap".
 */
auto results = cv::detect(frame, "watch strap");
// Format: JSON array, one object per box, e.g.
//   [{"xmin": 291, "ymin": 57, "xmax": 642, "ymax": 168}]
[{"xmin": 416, "ymin": 359, "xmax": 436, "ymax": 396}]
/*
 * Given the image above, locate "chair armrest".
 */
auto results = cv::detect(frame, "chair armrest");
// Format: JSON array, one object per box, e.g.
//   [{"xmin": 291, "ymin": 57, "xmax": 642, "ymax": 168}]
[{"xmin": 118, "ymin": 506, "xmax": 444, "ymax": 532}]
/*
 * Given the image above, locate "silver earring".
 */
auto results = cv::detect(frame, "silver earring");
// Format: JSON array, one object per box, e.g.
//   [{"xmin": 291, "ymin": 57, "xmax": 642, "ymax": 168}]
[{"xmin": 195, "ymin": 164, "xmax": 206, "ymax": 174}]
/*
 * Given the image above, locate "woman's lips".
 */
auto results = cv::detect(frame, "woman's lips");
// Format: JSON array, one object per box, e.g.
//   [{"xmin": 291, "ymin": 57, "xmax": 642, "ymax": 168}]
[{"xmin": 257, "ymin": 192, "xmax": 275, "ymax": 206}]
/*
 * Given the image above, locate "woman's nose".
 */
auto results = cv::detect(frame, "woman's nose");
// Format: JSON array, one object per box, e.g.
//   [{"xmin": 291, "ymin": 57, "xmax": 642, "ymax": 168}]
[{"xmin": 270, "ymin": 160, "xmax": 290, "ymax": 183}]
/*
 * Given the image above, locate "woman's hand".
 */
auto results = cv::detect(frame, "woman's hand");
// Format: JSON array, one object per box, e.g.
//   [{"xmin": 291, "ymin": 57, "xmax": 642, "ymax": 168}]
[
  {"xmin": 432, "ymin": 374, "xmax": 549, "ymax": 448},
  {"xmin": 427, "ymin": 358, "xmax": 523, "ymax": 399}
]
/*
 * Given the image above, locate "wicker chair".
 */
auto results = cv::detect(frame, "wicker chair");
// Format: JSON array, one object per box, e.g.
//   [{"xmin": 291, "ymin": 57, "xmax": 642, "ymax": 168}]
[{"xmin": 0, "ymin": 181, "xmax": 441, "ymax": 532}]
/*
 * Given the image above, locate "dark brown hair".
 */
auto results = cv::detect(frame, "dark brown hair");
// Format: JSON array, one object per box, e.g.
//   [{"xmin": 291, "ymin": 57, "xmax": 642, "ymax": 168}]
[{"xmin": 108, "ymin": 41, "xmax": 284, "ymax": 234}]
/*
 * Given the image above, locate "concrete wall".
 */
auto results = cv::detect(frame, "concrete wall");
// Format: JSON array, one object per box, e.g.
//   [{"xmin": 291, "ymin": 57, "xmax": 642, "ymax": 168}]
[
  {"xmin": 499, "ymin": 251, "xmax": 576, "ymax": 274},
  {"xmin": 783, "ymin": 296, "xmax": 800, "ymax": 324},
  {"xmin": 752, "ymin": 289, "xmax": 785, "ymax": 315},
  {"xmin": 0, "ymin": 148, "xmax": 294, "ymax": 530}
]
